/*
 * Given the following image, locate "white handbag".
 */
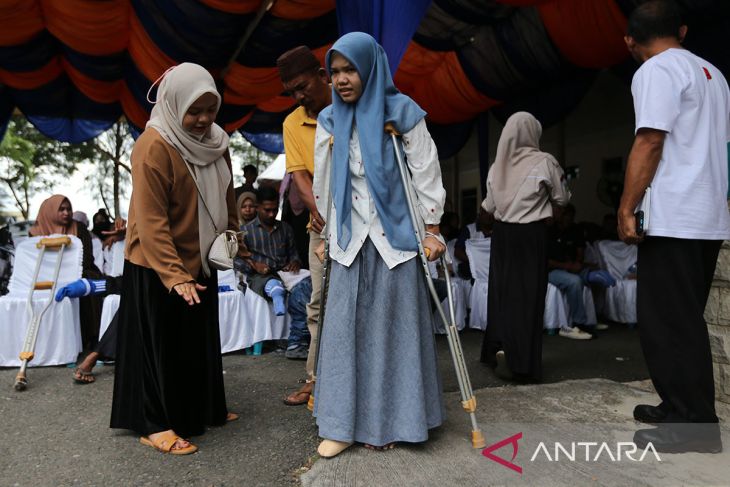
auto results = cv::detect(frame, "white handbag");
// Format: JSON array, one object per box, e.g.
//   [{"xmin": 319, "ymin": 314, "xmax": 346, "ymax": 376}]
[{"xmin": 207, "ymin": 230, "xmax": 239, "ymax": 271}]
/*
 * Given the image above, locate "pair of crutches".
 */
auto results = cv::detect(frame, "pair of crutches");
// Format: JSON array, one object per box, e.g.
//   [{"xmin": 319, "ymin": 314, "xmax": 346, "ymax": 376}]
[
  {"xmin": 311, "ymin": 126, "xmax": 485, "ymax": 449},
  {"xmin": 14, "ymin": 236, "xmax": 73, "ymax": 391}
]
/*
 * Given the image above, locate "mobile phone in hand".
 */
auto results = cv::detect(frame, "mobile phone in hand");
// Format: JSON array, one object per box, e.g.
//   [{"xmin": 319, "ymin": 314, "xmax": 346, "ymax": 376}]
[{"xmin": 635, "ymin": 210, "xmax": 645, "ymax": 235}]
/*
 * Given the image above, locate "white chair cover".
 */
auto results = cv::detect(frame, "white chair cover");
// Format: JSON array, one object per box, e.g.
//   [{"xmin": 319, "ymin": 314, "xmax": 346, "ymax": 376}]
[
  {"xmin": 99, "ymin": 294, "xmax": 120, "ymax": 338},
  {"xmin": 465, "ymin": 238, "xmax": 491, "ymax": 330},
  {"xmin": 242, "ymin": 289, "xmax": 290, "ymax": 347},
  {"xmin": 543, "ymin": 283, "xmax": 569, "ymax": 330},
  {"xmin": 429, "ymin": 240, "xmax": 470, "ymax": 334},
  {"xmin": 596, "ymin": 240, "xmax": 638, "ymax": 324},
  {"xmin": 103, "ymin": 240, "xmax": 125, "ymax": 277},
  {"xmin": 0, "ymin": 235, "xmax": 83, "ymax": 366},
  {"xmin": 218, "ymin": 269, "xmax": 250, "ymax": 353},
  {"xmin": 596, "ymin": 240, "xmax": 637, "ymax": 279},
  {"xmin": 219, "ymin": 269, "xmax": 290, "ymax": 353},
  {"xmin": 92, "ymin": 237, "xmax": 104, "ymax": 273}
]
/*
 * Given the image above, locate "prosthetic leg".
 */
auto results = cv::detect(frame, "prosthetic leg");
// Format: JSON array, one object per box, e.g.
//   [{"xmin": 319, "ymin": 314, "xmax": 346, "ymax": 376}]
[
  {"xmin": 386, "ymin": 124, "xmax": 486, "ymax": 449},
  {"xmin": 14, "ymin": 236, "xmax": 72, "ymax": 391}
]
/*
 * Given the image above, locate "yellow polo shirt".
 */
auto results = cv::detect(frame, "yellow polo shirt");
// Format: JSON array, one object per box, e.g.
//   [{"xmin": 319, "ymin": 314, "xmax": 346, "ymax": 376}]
[{"xmin": 283, "ymin": 105, "xmax": 317, "ymax": 177}]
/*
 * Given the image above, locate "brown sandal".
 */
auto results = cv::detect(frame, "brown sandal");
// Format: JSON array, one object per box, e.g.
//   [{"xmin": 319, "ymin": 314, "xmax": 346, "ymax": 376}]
[
  {"xmin": 140, "ymin": 431, "xmax": 197, "ymax": 455},
  {"xmin": 226, "ymin": 412, "xmax": 239, "ymax": 422},
  {"xmin": 283, "ymin": 381, "xmax": 313, "ymax": 406},
  {"xmin": 73, "ymin": 367, "xmax": 95, "ymax": 384}
]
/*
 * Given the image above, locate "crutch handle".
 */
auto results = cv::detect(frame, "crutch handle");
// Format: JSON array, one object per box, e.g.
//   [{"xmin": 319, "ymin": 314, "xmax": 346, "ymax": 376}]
[
  {"xmin": 33, "ymin": 281, "xmax": 54, "ymax": 290},
  {"xmin": 19, "ymin": 351, "xmax": 34, "ymax": 361},
  {"xmin": 384, "ymin": 123, "xmax": 401, "ymax": 136},
  {"xmin": 36, "ymin": 236, "xmax": 72, "ymax": 249}
]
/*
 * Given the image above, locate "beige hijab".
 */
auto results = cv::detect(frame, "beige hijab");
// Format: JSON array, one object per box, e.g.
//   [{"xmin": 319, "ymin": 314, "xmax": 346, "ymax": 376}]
[
  {"xmin": 146, "ymin": 63, "xmax": 230, "ymax": 277},
  {"xmin": 488, "ymin": 112, "xmax": 550, "ymax": 216},
  {"xmin": 30, "ymin": 194, "xmax": 78, "ymax": 237}
]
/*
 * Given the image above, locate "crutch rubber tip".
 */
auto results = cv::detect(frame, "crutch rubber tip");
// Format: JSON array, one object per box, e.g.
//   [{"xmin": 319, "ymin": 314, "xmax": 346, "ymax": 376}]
[
  {"xmin": 14, "ymin": 377, "xmax": 27, "ymax": 392},
  {"xmin": 307, "ymin": 394, "xmax": 315, "ymax": 412},
  {"xmin": 472, "ymin": 430, "xmax": 486, "ymax": 449}
]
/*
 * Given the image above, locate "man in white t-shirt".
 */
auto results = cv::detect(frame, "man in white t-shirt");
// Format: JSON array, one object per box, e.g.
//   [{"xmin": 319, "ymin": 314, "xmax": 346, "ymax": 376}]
[{"xmin": 619, "ymin": 0, "xmax": 730, "ymax": 453}]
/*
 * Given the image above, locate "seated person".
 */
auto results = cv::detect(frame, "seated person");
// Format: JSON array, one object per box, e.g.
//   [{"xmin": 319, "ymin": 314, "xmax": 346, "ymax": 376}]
[
  {"xmin": 548, "ymin": 204, "xmax": 615, "ymax": 339},
  {"xmin": 30, "ymin": 195, "xmax": 104, "ymax": 350},
  {"xmin": 239, "ymin": 186, "xmax": 312, "ymax": 359},
  {"xmin": 237, "ymin": 191, "xmax": 258, "ymax": 227},
  {"xmin": 453, "ymin": 207, "xmax": 494, "ymax": 280}
]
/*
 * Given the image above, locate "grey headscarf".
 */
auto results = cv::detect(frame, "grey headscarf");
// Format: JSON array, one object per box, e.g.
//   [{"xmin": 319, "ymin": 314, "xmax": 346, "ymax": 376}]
[
  {"xmin": 146, "ymin": 63, "xmax": 231, "ymax": 277},
  {"xmin": 488, "ymin": 112, "xmax": 549, "ymax": 216}
]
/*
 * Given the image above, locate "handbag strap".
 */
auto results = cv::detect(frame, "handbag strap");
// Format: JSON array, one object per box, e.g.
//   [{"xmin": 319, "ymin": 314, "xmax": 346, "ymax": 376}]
[{"xmin": 181, "ymin": 158, "xmax": 223, "ymax": 233}]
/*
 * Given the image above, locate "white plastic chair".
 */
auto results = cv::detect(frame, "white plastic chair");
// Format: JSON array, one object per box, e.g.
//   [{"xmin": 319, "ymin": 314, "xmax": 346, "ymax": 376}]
[
  {"xmin": 465, "ymin": 238, "xmax": 491, "ymax": 330},
  {"xmin": 596, "ymin": 240, "xmax": 637, "ymax": 324},
  {"xmin": 0, "ymin": 235, "xmax": 83, "ymax": 366}
]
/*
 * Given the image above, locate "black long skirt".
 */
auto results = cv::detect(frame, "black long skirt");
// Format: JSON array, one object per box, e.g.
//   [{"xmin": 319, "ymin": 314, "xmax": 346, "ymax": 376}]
[
  {"xmin": 481, "ymin": 220, "xmax": 548, "ymax": 381},
  {"xmin": 110, "ymin": 260, "xmax": 227, "ymax": 437}
]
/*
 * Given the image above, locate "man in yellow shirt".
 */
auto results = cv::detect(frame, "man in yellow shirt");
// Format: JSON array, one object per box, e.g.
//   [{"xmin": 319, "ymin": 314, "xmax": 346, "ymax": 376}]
[{"xmin": 277, "ymin": 46, "xmax": 332, "ymax": 406}]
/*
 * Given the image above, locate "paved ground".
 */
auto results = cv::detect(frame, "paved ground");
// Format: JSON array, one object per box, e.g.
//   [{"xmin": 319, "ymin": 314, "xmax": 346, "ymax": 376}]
[{"xmin": 0, "ymin": 325, "xmax": 669, "ymax": 487}]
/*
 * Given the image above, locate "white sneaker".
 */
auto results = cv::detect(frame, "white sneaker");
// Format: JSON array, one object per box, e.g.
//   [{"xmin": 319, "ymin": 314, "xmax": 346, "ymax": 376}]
[
  {"xmin": 595, "ymin": 323, "xmax": 609, "ymax": 331},
  {"xmin": 559, "ymin": 327, "xmax": 593, "ymax": 340}
]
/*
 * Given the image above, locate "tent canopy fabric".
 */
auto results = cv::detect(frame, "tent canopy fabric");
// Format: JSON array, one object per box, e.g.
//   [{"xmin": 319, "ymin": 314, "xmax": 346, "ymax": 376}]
[{"xmin": 0, "ymin": 0, "xmax": 728, "ymax": 153}]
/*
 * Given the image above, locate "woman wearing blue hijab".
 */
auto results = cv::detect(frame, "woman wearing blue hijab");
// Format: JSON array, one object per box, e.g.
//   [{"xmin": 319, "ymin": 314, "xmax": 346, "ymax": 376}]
[{"xmin": 311, "ymin": 32, "xmax": 447, "ymax": 458}]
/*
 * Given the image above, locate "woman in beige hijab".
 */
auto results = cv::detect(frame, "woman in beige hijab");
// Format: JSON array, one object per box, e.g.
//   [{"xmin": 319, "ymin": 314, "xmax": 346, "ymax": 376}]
[
  {"xmin": 110, "ymin": 63, "xmax": 239, "ymax": 455},
  {"xmin": 480, "ymin": 112, "xmax": 570, "ymax": 382}
]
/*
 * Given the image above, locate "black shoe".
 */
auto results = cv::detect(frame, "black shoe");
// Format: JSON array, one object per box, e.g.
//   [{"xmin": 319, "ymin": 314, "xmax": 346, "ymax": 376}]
[
  {"xmin": 633, "ymin": 404, "xmax": 669, "ymax": 424},
  {"xmin": 633, "ymin": 424, "xmax": 722, "ymax": 454},
  {"xmin": 494, "ymin": 351, "xmax": 513, "ymax": 380}
]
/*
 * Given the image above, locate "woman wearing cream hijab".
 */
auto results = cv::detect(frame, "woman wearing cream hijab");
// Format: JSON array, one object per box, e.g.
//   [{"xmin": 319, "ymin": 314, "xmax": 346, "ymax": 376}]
[
  {"xmin": 110, "ymin": 63, "xmax": 239, "ymax": 455},
  {"xmin": 480, "ymin": 112, "xmax": 570, "ymax": 383}
]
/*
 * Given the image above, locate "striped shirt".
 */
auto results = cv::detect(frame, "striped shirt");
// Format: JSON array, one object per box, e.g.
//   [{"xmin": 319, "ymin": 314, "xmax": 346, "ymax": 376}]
[{"xmin": 239, "ymin": 216, "xmax": 299, "ymax": 275}]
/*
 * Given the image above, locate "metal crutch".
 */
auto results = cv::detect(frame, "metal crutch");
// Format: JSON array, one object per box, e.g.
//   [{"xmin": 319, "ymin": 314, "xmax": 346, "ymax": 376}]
[
  {"xmin": 308, "ymin": 139, "xmax": 336, "ymax": 412},
  {"xmin": 385, "ymin": 123, "xmax": 486, "ymax": 449},
  {"xmin": 14, "ymin": 236, "xmax": 73, "ymax": 391}
]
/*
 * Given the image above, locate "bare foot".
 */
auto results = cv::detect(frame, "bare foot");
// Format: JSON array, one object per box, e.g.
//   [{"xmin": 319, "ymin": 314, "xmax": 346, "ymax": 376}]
[{"xmin": 78, "ymin": 352, "xmax": 99, "ymax": 374}]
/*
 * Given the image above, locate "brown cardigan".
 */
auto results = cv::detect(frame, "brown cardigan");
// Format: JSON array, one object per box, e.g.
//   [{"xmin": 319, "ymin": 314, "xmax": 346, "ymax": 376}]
[{"xmin": 125, "ymin": 128, "xmax": 238, "ymax": 291}]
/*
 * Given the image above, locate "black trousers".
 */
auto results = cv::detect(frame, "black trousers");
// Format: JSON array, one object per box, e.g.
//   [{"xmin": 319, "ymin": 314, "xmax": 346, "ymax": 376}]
[{"xmin": 637, "ymin": 237, "xmax": 721, "ymax": 423}]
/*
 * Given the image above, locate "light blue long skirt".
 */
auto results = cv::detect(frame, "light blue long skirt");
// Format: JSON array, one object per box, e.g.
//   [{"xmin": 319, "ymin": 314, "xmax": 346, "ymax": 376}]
[{"xmin": 313, "ymin": 239, "xmax": 444, "ymax": 446}]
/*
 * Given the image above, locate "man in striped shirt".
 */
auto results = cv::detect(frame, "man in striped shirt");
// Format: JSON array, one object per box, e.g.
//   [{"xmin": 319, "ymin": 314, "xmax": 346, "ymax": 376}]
[{"xmin": 240, "ymin": 186, "xmax": 312, "ymax": 359}]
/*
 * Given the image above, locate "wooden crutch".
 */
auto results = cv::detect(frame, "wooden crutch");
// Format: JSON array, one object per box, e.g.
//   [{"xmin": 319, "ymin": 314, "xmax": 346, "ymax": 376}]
[{"xmin": 14, "ymin": 236, "xmax": 73, "ymax": 391}]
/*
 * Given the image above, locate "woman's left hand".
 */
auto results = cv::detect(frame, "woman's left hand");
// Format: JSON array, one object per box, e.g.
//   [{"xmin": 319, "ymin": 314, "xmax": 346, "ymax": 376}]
[{"xmin": 422, "ymin": 235, "xmax": 446, "ymax": 262}]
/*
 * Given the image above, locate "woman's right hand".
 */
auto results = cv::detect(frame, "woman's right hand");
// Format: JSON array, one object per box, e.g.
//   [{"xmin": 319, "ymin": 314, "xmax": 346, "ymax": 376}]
[{"xmin": 174, "ymin": 281, "xmax": 207, "ymax": 305}]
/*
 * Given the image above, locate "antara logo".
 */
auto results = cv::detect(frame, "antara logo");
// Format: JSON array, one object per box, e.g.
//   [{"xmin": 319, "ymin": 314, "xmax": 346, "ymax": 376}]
[
  {"xmin": 481, "ymin": 432, "xmax": 523, "ymax": 474},
  {"xmin": 481, "ymin": 433, "xmax": 661, "ymax": 475}
]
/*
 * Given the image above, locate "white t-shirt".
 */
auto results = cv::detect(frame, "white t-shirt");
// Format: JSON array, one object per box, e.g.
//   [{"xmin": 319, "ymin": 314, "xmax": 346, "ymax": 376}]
[{"xmin": 632, "ymin": 48, "xmax": 730, "ymax": 240}]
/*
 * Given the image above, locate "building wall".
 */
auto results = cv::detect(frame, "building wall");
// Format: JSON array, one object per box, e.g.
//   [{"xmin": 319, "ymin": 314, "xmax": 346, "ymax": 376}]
[{"xmin": 440, "ymin": 70, "xmax": 636, "ymax": 226}]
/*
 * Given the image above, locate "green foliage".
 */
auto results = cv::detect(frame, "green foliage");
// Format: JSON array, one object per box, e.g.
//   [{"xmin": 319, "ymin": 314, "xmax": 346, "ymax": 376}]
[
  {"xmin": 228, "ymin": 132, "xmax": 276, "ymax": 186},
  {"xmin": 0, "ymin": 117, "xmax": 94, "ymax": 219}
]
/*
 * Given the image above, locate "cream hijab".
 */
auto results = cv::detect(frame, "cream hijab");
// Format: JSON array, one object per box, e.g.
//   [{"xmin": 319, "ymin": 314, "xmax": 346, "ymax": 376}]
[
  {"xmin": 488, "ymin": 112, "xmax": 551, "ymax": 216},
  {"xmin": 146, "ymin": 63, "xmax": 230, "ymax": 277}
]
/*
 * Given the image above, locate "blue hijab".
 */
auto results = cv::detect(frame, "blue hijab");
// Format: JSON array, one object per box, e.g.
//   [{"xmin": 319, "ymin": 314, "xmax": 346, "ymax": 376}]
[{"xmin": 318, "ymin": 32, "xmax": 426, "ymax": 251}]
